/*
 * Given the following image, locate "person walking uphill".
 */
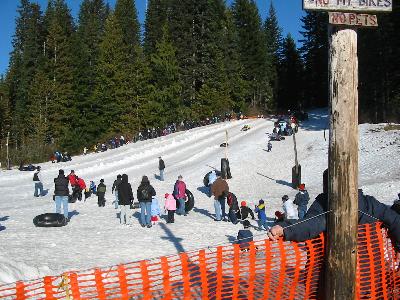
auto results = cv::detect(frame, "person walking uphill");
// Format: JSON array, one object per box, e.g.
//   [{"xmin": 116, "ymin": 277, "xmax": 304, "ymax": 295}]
[
  {"xmin": 158, "ymin": 157, "xmax": 165, "ymax": 181},
  {"xmin": 137, "ymin": 176, "xmax": 156, "ymax": 228},
  {"xmin": 54, "ymin": 169, "xmax": 69, "ymax": 220},
  {"xmin": 294, "ymin": 184, "xmax": 310, "ymax": 219},
  {"xmin": 118, "ymin": 174, "xmax": 134, "ymax": 225},
  {"xmin": 211, "ymin": 175, "xmax": 229, "ymax": 221},
  {"xmin": 173, "ymin": 175, "xmax": 187, "ymax": 216},
  {"xmin": 33, "ymin": 166, "xmax": 44, "ymax": 197},
  {"xmin": 97, "ymin": 179, "xmax": 106, "ymax": 207}
]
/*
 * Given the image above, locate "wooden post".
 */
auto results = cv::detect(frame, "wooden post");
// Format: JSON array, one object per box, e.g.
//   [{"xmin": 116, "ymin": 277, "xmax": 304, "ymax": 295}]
[{"xmin": 325, "ymin": 26, "xmax": 359, "ymax": 299}]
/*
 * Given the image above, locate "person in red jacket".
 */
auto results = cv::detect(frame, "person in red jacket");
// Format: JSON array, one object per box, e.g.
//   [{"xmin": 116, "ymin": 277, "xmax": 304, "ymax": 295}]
[
  {"xmin": 74, "ymin": 176, "xmax": 86, "ymax": 201},
  {"xmin": 68, "ymin": 170, "xmax": 77, "ymax": 187}
]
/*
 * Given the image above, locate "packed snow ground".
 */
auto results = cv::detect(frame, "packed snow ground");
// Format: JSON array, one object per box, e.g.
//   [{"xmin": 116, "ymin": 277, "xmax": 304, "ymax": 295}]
[{"xmin": 0, "ymin": 109, "xmax": 399, "ymax": 284}]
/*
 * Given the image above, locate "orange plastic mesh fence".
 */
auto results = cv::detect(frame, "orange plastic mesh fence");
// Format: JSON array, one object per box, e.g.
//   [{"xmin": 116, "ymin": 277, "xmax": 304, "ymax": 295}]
[{"xmin": 0, "ymin": 222, "xmax": 398, "ymax": 299}]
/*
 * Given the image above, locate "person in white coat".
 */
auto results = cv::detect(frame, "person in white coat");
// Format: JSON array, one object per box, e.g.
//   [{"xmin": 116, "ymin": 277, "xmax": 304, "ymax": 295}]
[{"xmin": 282, "ymin": 195, "xmax": 297, "ymax": 221}]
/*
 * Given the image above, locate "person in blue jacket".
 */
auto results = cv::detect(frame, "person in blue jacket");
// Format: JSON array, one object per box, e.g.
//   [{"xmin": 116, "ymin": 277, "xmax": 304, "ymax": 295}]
[
  {"xmin": 267, "ymin": 169, "xmax": 400, "ymax": 252},
  {"xmin": 255, "ymin": 199, "xmax": 268, "ymax": 230}
]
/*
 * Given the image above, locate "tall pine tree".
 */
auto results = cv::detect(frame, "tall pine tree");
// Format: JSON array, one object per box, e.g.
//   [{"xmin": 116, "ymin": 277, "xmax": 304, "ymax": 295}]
[
  {"xmin": 232, "ymin": 0, "xmax": 272, "ymax": 110},
  {"xmin": 264, "ymin": 2, "xmax": 282, "ymax": 109},
  {"xmin": 299, "ymin": 11, "xmax": 328, "ymax": 108},
  {"xmin": 278, "ymin": 34, "xmax": 304, "ymax": 110},
  {"xmin": 144, "ymin": 0, "xmax": 169, "ymax": 56}
]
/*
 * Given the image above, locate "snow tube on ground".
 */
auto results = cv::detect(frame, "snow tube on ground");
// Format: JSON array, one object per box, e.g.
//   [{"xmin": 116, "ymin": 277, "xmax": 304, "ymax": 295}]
[
  {"xmin": 220, "ymin": 143, "xmax": 229, "ymax": 147},
  {"xmin": 33, "ymin": 213, "xmax": 67, "ymax": 227},
  {"xmin": 203, "ymin": 170, "xmax": 221, "ymax": 187},
  {"xmin": 176, "ymin": 189, "xmax": 195, "ymax": 213}
]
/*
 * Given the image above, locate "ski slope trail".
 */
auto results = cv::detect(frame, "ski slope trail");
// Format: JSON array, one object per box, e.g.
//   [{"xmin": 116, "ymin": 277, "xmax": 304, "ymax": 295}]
[{"xmin": 0, "ymin": 109, "xmax": 399, "ymax": 284}]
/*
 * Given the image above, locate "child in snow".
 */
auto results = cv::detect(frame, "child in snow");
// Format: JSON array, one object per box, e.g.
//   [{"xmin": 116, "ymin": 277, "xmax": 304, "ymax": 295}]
[
  {"xmin": 237, "ymin": 201, "xmax": 255, "ymax": 222},
  {"xmin": 164, "ymin": 193, "xmax": 176, "ymax": 224},
  {"xmin": 151, "ymin": 196, "xmax": 161, "ymax": 225},
  {"xmin": 282, "ymin": 195, "xmax": 297, "ymax": 221},
  {"xmin": 97, "ymin": 179, "xmax": 106, "ymax": 207},
  {"xmin": 267, "ymin": 141, "xmax": 272, "ymax": 152},
  {"xmin": 255, "ymin": 199, "xmax": 268, "ymax": 230},
  {"xmin": 236, "ymin": 220, "xmax": 253, "ymax": 251}
]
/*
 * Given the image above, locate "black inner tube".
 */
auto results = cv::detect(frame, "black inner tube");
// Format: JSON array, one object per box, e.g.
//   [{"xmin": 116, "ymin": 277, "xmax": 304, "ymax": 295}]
[{"xmin": 33, "ymin": 213, "xmax": 67, "ymax": 227}]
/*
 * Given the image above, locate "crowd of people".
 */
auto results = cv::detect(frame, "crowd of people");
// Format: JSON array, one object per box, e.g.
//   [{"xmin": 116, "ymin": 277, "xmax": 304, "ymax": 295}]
[
  {"xmin": 84, "ymin": 113, "xmax": 244, "ymax": 156},
  {"xmin": 28, "ymin": 111, "xmax": 400, "ymax": 255}
]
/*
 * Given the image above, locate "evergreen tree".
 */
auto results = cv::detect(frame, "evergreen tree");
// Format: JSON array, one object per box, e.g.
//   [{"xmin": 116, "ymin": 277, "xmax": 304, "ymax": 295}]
[
  {"xmin": 264, "ymin": 2, "xmax": 282, "ymax": 109},
  {"xmin": 0, "ymin": 76, "xmax": 12, "ymax": 142},
  {"xmin": 114, "ymin": 0, "xmax": 140, "ymax": 50},
  {"xmin": 232, "ymin": 0, "xmax": 272, "ymax": 109},
  {"xmin": 94, "ymin": 12, "xmax": 149, "ymax": 137},
  {"xmin": 8, "ymin": 1, "xmax": 44, "ymax": 143},
  {"xmin": 299, "ymin": 11, "xmax": 328, "ymax": 108},
  {"xmin": 144, "ymin": 0, "xmax": 169, "ymax": 56},
  {"xmin": 147, "ymin": 25, "xmax": 182, "ymax": 126},
  {"xmin": 222, "ymin": 8, "xmax": 248, "ymax": 112},
  {"xmin": 278, "ymin": 34, "xmax": 304, "ymax": 110},
  {"xmin": 42, "ymin": 0, "xmax": 76, "ymax": 149},
  {"xmin": 358, "ymin": 2, "xmax": 400, "ymax": 122},
  {"xmin": 73, "ymin": 0, "xmax": 108, "ymax": 143}
]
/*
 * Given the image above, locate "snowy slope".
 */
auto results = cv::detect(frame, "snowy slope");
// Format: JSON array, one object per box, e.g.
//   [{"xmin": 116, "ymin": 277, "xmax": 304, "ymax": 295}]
[{"xmin": 0, "ymin": 109, "xmax": 399, "ymax": 284}]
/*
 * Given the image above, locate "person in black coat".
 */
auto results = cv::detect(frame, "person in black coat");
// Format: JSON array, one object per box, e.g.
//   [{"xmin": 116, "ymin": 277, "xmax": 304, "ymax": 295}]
[
  {"xmin": 158, "ymin": 157, "xmax": 165, "ymax": 181},
  {"xmin": 137, "ymin": 176, "xmax": 156, "ymax": 227},
  {"xmin": 237, "ymin": 201, "xmax": 255, "ymax": 222},
  {"xmin": 54, "ymin": 169, "xmax": 70, "ymax": 219},
  {"xmin": 97, "ymin": 179, "xmax": 106, "ymax": 207},
  {"xmin": 267, "ymin": 170, "xmax": 400, "ymax": 252},
  {"xmin": 118, "ymin": 174, "xmax": 134, "ymax": 225}
]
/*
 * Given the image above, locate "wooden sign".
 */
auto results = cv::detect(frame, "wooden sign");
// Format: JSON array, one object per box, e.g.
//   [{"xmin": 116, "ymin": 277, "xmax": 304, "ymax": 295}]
[
  {"xmin": 329, "ymin": 12, "xmax": 378, "ymax": 27},
  {"xmin": 303, "ymin": 0, "xmax": 392, "ymax": 12}
]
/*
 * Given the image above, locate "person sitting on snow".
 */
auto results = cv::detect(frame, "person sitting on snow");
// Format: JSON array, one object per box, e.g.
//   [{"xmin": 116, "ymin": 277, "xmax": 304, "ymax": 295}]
[{"xmin": 237, "ymin": 201, "xmax": 255, "ymax": 222}]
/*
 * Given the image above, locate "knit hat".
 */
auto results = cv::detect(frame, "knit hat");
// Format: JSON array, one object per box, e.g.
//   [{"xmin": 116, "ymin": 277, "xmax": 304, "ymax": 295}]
[
  {"xmin": 100, "ymin": 179, "xmax": 104, "ymax": 183},
  {"xmin": 243, "ymin": 220, "xmax": 251, "ymax": 228},
  {"xmin": 282, "ymin": 195, "xmax": 289, "ymax": 201},
  {"xmin": 59, "ymin": 169, "xmax": 64, "ymax": 175},
  {"xmin": 241, "ymin": 201, "xmax": 247, "ymax": 207},
  {"xmin": 165, "ymin": 193, "xmax": 169, "ymax": 198},
  {"xmin": 299, "ymin": 184, "xmax": 305, "ymax": 191},
  {"xmin": 259, "ymin": 199, "xmax": 264, "ymax": 204}
]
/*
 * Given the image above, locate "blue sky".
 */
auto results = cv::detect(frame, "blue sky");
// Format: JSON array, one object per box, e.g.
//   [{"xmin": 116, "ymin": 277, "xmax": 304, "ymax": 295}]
[{"xmin": 0, "ymin": 0, "xmax": 304, "ymax": 76}]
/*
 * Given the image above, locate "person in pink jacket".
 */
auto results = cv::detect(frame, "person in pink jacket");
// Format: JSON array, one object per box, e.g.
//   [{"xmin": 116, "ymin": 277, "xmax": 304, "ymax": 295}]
[{"xmin": 164, "ymin": 193, "xmax": 176, "ymax": 223}]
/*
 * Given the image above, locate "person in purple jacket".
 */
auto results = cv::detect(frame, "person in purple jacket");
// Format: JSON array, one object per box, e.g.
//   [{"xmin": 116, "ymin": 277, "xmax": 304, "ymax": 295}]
[{"xmin": 173, "ymin": 175, "xmax": 187, "ymax": 216}]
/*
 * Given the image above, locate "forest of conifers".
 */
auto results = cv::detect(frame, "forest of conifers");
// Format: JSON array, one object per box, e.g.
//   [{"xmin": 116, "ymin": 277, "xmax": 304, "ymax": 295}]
[{"xmin": 0, "ymin": 0, "xmax": 399, "ymax": 164}]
